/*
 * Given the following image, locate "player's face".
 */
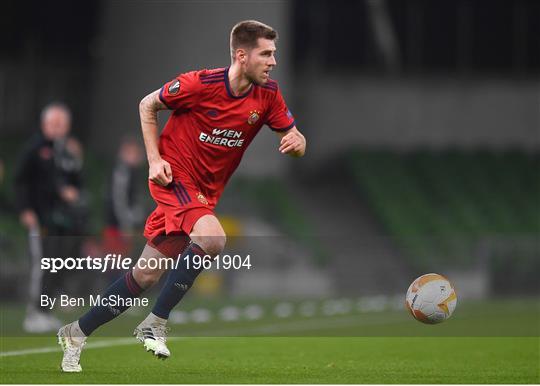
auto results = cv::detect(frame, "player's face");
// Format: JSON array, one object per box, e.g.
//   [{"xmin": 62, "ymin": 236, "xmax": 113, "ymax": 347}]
[
  {"xmin": 42, "ymin": 108, "xmax": 71, "ymax": 140},
  {"xmin": 245, "ymin": 38, "xmax": 277, "ymax": 85}
]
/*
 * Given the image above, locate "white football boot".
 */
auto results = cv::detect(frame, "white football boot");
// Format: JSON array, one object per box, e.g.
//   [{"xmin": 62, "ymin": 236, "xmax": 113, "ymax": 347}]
[
  {"xmin": 57, "ymin": 321, "xmax": 86, "ymax": 372},
  {"xmin": 133, "ymin": 313, "xmax": 171, "ymax": 359}
]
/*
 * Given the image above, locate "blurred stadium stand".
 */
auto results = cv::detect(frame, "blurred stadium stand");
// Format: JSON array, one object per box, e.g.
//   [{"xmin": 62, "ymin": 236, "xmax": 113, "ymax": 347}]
[
  {"xmin": 1, "ymin": 0, "xmax": 538, "ymax": 302},
  {"xmin": 349, "ymin": 149, "xmax": 539, "ymax": 293}
]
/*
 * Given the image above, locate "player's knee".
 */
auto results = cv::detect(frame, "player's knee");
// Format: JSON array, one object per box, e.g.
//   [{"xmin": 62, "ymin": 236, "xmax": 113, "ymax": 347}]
[
  {"xmin": 190, "ymin": 218, "xmax": 227, "ymax": 256},
  {"xmin": 132, "ymin": 266, "xmax": 161, "ymax": 289},
  {"xmin": 198, "ymin": 234, "xmax": 226, "ymax": 257}
]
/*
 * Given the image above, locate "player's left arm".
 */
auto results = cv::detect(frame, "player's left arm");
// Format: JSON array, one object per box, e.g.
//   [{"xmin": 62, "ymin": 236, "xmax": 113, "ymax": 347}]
[{"xmin": 276, "ymin": 126, "xmax": 306, "ymax": 157}]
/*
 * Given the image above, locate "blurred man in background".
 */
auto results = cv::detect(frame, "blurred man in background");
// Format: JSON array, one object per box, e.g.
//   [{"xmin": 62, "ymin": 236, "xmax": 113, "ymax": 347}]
[
  {"xmin": 103, "ymin": 136, "xmax": 145, "ymax": 255},
  {"xmin": 15, "ymin": 102, "xmax": 87, "ymax": 333}
]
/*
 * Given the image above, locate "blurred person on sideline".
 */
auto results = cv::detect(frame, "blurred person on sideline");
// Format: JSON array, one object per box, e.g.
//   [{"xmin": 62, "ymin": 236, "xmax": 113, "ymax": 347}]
[
  {"xmin": 15, "ymin": 102, "xmax": 87, "ymax": 333},
  {"xmin": 103, "ymin": 136, "xmax": 145, "ymax": 255}
]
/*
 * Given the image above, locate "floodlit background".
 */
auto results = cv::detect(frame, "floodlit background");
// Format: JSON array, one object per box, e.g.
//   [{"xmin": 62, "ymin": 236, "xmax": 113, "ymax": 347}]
[{"xmin": 0, "ymin": 0, "xmax": 538, "ymax": 337}]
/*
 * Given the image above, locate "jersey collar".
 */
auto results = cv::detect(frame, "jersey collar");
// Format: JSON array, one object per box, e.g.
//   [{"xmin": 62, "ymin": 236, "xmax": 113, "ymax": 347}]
[{"xmin": 224, "ymin": 67, "xmax": 253, "ymax": 99}]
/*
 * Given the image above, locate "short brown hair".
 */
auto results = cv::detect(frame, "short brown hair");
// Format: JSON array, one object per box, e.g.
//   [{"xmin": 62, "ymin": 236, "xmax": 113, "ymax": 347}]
[{"xmin": 230, "ymin": 20, "xmax": 278, "ymax": 60}]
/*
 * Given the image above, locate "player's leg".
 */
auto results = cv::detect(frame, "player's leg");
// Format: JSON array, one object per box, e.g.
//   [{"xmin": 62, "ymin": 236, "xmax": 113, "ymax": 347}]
[
  {"xmin": 23, "ymin": 225, "xmax": 52, "ymax": 333},
  {"xmin": 58, "ymin": 244, "xmax": 168, "ymax": 372},
  {"xmin": 152, "ymin": 214, "xmax": 226, "ymax": 318},
  {"xmin": 135, "ymin": 214, "xmax": 226, "ymax": 359},
  {"xmin": 77, "ymin": 244, "xmax": 169, "ymax": 335}
]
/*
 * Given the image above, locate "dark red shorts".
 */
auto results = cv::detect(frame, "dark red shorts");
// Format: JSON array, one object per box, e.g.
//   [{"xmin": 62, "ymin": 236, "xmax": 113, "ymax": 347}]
[{"xmin": 143, "ymin": 178, "xmax": 214, "ymax": 258}]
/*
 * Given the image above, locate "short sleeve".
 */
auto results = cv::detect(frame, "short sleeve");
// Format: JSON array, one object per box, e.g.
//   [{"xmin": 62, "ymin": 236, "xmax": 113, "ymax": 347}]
[
  {"xmin": 265, "ymin": 88, "xmax": 295, "ymax": 132},
  {"xmin": 159, "ymin": 71, "xmax": 200, "ymax": 110}
]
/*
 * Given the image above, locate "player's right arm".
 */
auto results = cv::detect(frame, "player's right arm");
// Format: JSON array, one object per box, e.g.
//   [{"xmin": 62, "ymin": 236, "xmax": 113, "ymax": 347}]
[{"xmin": 139, "ymin": 89, "xmax": 172, "ymax": 186}]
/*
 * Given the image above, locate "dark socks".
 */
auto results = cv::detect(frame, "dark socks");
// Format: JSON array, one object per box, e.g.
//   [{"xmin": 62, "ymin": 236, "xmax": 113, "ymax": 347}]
[
  {"xmin": 151, "ymin": 242, "xmax": 205, "ymax": 319},
  {"xmin": 78, "ymin": 270, "xmax": 143, "ymax": 336}
]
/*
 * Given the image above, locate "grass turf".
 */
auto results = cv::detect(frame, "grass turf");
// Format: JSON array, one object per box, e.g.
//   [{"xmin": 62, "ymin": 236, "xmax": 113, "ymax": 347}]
[
  {"xmin": 1, "ymin": 337, "xmax": 538, "ymax": 383},
  {"xmin": 1, "ymin": 298, "xmax": 539, "ymax": 383}
]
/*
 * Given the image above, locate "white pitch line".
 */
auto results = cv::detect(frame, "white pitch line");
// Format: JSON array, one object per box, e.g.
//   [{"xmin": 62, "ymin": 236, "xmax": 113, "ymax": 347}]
[
  {"xmin": 0, "ymin": 337, "xmax": 134, "ymax": 358},
  {"xmin": 0, "ymin": 337, "xmax": 185, "ymax": 358},
  {"xmin": 0, "ymin": 346, "xmax": 61, "ymax": 357},
  {"xmin": 0, "ymin": 314, "xmax": 403, "ymax": 358}
]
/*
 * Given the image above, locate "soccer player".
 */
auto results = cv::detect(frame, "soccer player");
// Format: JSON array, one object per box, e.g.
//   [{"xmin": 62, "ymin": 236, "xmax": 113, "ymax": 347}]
[{"xmin": 58, "ymin": 20, "xmax": 306, "ymax": 372}]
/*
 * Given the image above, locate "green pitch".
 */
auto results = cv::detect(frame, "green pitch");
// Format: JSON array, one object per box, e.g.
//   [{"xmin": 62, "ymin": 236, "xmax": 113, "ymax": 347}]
[
  {"xmin": 1, "ymin": 299, "xmax": 539, "ymax": 383},
  {"xmin": 1, "ymin": 336, "xmax": 538, "ymax": 383}
]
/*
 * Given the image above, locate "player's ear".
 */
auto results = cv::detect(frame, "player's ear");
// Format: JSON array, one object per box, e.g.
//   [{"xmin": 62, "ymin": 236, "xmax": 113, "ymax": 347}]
[{"xmin": 236, "ymin": 48, "xmax": 247, "ymax": 64}]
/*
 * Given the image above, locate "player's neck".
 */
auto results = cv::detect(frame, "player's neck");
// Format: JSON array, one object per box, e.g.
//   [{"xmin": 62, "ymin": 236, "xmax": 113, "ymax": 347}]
[{"xmin": 228, "ymin": 64, "xmax": 252, "ymax": 96}]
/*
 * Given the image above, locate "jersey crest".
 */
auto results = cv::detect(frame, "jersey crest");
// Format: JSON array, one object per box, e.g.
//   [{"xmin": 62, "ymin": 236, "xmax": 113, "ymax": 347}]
[{"xmin": 247, "ymin": 110, "xmax": 261, "ymax": 125}]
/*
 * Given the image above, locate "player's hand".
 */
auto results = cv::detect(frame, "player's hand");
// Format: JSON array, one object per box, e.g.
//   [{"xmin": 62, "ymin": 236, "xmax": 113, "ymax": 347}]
[
  {"xmin": 149, "ymin": 157, "xmax": 173, "ymax": 186},
  {"xmin": 279, "ymin": 129, "xmax": 306, "ymax": 157},
  {"xmin": 20, "ymin": 209, "xmax": 38, "ymax": 230}
]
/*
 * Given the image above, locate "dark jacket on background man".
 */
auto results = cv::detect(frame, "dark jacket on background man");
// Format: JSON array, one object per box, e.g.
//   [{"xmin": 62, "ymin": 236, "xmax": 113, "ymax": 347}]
[{"xmin": 14, "ymin": 133, "xmax": 85, "ymax": 232}]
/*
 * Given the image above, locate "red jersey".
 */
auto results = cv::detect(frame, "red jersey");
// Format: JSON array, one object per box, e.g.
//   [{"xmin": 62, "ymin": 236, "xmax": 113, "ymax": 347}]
[{"xmin": 158, "ymin": 67, "xmax": 295, "ymax": 206}]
